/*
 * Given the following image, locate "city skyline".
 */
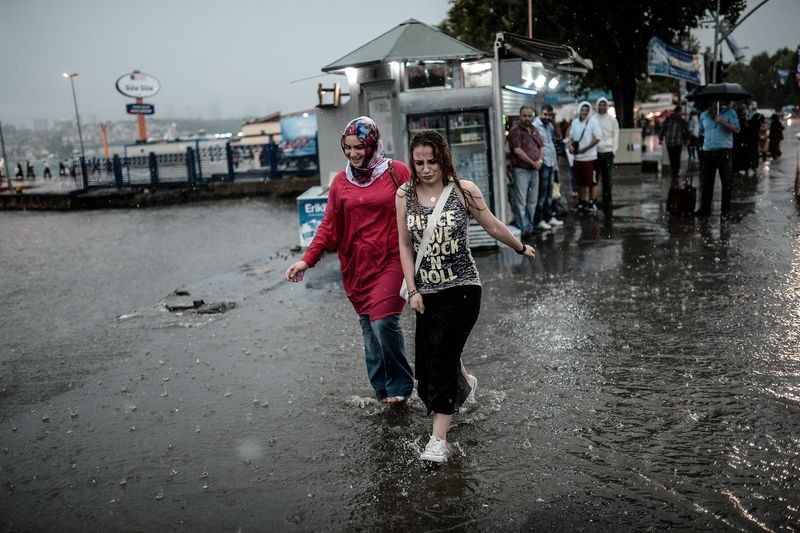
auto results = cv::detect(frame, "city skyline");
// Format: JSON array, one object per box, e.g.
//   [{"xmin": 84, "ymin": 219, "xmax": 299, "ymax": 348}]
[{"xmin": 1, "ymin": 0, "xmax": 797, "ymax": 129}]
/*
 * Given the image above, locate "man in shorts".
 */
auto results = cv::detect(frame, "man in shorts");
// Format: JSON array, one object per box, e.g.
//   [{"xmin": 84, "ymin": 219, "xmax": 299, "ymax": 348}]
[{"xmin": 568, "ymin": 101, "xmax": 602, "ymax": 213}]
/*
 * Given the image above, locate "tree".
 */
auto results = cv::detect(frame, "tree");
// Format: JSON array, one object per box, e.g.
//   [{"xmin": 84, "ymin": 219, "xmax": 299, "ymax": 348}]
[
  {"xmin": 726, "ymin": 48, "xmax": 800, "ymax": 109},
  {"xmin": 441, "ymin": 0, "xmax": 746, "ymax": 127}
]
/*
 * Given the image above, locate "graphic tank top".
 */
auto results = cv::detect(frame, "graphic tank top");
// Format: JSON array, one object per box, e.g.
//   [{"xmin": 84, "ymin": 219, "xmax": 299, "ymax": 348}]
[{"xmin": 405, "ymin": 184, "xmax": 481, "ymax": 294}]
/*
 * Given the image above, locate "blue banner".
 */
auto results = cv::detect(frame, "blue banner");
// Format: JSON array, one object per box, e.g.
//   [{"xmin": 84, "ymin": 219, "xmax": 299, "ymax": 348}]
[{"xmin": 648, "ymin": 37, "xmax": 704, "ymax": 85}]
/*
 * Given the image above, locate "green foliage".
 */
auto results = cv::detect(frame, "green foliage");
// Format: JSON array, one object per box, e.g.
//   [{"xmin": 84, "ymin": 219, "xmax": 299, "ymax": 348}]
[
  {"xmin": 726, "ymin": 48, "xmax": 799, "ymax": 109},
  {"xmin": 442, "ymin": 0, "xmax": 746, "ymax": 126}
]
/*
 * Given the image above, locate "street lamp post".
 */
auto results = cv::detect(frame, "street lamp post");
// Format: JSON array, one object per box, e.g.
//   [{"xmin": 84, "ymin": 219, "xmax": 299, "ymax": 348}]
[{"xmin": 62, "ymin": 72, "xmax": 86, "ymax": 160}]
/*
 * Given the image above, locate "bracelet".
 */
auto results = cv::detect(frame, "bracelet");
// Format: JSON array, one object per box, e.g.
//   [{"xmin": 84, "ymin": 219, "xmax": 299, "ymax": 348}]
[
  {"xmin": 516, "ymin": 243, "xmax": 526, "ymax": 255},
  {"xmin": 408, "ymin": 289, "xmax": 419, "ymax": 298}
]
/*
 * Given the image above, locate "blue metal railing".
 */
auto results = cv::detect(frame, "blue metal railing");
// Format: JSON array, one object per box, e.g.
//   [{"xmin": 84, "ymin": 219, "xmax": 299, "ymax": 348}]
[{"xmin": 74, "ymin": 137, "xmax": 320, "ymax": 191}]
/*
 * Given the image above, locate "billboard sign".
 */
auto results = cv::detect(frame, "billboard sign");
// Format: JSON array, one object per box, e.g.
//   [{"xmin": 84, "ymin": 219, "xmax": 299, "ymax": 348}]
[
  {"xmin": 280, "ymin": 114, "xmax": 318, "ymax": 158},
  {"xmin": 648, "ymin": 37, "xmax": 704, "ymax": 85},
  {"xmin": 116, "ymin": 72, "xmax": 161, "ymax": 98}
]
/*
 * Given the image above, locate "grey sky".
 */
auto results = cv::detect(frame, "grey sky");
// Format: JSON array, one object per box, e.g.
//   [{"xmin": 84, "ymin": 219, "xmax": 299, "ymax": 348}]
[
  {"xmin": 692, "ymin": 0, "xmax": 799, "ymax": 63},
  {"xmin": 0, "ymin": 0, "xmax": 450, "ymax": 128},
  {"xmin": 1, "ymin": 0, "xmax": 797, "ymax": 129}
]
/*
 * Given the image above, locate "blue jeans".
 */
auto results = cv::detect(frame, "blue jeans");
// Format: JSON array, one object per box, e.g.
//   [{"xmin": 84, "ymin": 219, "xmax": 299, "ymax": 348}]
[
  {"xmin": 535, "ymin": 164, "xmax": 554, "ymax": 225},
  {"xmin": 511, "ymin": 166, "xmax": 540, "ymax": 234},
  {"xmin": 358, "ymin": 314, "xmax": 414, "ymax": 401}
]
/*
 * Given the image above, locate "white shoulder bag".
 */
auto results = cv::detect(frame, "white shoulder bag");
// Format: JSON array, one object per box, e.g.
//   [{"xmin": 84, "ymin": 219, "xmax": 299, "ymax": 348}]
[{"xmin": 399, "ymin": 182, "xmax": 454, "ymax": 302}]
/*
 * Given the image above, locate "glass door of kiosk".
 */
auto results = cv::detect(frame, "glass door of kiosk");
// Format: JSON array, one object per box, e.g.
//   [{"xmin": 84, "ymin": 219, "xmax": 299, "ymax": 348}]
[{"xmin": 407, "ymin": 110, "xmax": 493, "ymax": 210}]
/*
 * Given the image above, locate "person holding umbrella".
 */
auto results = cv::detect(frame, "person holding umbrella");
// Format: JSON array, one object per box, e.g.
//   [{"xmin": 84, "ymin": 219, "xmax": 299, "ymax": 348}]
[
  {"xmin": 694, "ymin": 99, "xmax": 739, "ymax": 216},
  {"xmin": 688, "ymin": 83, "xmax": 748, "ymax": 217}
]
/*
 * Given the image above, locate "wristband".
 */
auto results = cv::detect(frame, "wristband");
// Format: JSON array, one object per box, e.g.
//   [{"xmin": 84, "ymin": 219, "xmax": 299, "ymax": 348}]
[
  {"xmin": 408, "ymin": 289, "xmax": 419, "ymax": 298},
  {"xmin": 516, "ymin": 243, "xmax": 526, "ymax": 255}
]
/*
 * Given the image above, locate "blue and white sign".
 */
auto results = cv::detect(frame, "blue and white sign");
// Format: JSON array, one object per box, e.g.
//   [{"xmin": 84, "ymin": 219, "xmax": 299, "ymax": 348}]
[
  {"xmin": 296, "ymin": 186, "xmax": 328, "ymax": 247},
  {"xmin": 126, "ymin": 103, "xmax": 155, "ymax": 115},
  {"xmin": 648, "ymin": 37, "xmax": 705, "ymax": 85}
]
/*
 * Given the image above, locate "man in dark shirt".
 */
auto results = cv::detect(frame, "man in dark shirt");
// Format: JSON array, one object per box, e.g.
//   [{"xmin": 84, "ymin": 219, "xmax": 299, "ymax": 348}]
[{"xmin": 508, "ymin": 106, "xmax": 544, "ymax": 236}]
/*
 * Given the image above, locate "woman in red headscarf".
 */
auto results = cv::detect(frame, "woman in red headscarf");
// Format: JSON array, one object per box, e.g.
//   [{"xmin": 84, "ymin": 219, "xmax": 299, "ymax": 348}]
[{"xmin": 285, "ymin": 116, "xmax": 414, "ymax": 405}]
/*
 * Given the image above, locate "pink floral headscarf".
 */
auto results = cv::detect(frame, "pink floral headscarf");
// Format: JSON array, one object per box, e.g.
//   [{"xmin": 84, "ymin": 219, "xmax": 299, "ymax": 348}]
[{"xmin": 341, "ymin": 116, "xmax": 389, "ymax": 187}]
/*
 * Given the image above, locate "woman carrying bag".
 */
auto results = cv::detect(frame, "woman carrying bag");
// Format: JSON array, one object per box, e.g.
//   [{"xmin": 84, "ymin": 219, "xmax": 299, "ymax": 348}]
[{"xmin": 396, "ymin": 130, "xmax": 535, "ymax": 463}]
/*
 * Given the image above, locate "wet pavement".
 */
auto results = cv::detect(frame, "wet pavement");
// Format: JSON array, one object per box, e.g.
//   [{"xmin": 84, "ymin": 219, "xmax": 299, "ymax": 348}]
[{"xmin": 1, "ymin": 133, "xmax": 799, "ymax": 531}]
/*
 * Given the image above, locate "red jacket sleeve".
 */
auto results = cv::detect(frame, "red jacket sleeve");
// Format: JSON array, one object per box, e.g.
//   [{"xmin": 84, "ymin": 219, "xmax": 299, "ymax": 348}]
[{"xmin": 302, "ymin": 173, "xmax": 343, "ymax": 267}]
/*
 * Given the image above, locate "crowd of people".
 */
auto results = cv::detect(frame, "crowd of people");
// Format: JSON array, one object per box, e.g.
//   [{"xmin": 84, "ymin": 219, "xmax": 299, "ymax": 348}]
[
  {"xmin": 642, "ymin": 100, "xmax": 786, "ymax": 216},
  {"xmin": 11, "ymin": 159, "xmax": 70, "ymax": 180},
  {"xmin": 284, "ymin": 96, "xmax": 790, "ymax": 461}
]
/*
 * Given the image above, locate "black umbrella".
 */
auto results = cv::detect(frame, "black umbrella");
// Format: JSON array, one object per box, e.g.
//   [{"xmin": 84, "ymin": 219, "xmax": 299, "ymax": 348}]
[{"xmin": 686, "ymin": 82, "xmax": 751, "ymax": 101}]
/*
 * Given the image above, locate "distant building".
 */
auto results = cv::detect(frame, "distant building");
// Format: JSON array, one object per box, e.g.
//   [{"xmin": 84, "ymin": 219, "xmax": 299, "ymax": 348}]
[
  {"xmin": 233, "ymin": 112, "xmax": 282, "ymax": 147},
  {"xmin": 33, "ymin": 118, "xmax": 49, "ymax": 131}
]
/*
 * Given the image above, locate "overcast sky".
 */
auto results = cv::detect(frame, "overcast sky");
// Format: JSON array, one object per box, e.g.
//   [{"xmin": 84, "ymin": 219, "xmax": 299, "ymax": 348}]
[{"xmin": 1, "ymin": 0, "xmax": 797, "ymax": 129}]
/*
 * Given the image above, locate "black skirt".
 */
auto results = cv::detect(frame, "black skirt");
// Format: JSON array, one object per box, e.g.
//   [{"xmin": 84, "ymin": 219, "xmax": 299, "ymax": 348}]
[{"xmin": 415, "ymin": 285, "xmax": 481, "ymax": 415}]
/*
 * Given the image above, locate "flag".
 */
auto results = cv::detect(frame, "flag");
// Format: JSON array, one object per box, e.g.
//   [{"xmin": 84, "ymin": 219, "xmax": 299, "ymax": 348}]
[{"xmin": 648, "ymin": 37, "xmax": 705, "ymax": 85}]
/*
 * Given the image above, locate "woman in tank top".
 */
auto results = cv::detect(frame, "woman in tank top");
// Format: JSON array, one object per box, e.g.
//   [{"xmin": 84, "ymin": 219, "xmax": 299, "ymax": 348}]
[{"xmin": 395, "ymin": 130, "xmax": 535, "ymax": 463}]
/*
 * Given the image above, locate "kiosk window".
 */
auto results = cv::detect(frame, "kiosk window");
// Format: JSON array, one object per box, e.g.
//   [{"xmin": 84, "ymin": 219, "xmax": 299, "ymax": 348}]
[{"xmin": 405, "ymin": 61, "xmax": 453, "ymax": 90}]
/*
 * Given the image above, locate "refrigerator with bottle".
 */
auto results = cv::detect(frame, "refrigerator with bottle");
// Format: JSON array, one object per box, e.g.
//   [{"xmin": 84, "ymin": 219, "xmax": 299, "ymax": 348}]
[{"xmin": 406, "ymin": 110, "xmax": 493, "ymax": 213}]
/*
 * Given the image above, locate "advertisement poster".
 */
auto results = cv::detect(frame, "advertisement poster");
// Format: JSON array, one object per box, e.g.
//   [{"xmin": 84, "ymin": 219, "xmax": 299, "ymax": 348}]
[
  {"xmin": 280, "ymin": 114, "xmax": 318, "ymax": 158},
  {"xmin": 648, "ymin": 37, "xmax": 705, "ymax": 85}
]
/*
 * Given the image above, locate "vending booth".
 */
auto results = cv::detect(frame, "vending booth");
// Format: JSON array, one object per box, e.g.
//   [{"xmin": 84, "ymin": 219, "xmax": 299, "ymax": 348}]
[{"xmin": 307, "ymin": 19, "xmax": 592, "ymax": 247}]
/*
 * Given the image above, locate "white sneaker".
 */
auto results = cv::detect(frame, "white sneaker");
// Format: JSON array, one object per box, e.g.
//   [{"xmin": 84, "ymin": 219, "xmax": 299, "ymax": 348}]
[
  {"xmin": 420, "ymin": 435, "xmax": 449, "ymax": 463},
  {"xmin": 548, "ymin": 217, "xmax": 564, "ymax": 227},
  {"xmin": 466, "ymin": 374, "xmax": 478, "ymax": 404},
  {"xmin": 536, "ymin": 220, "xmax": 552, "ymax": 230}
]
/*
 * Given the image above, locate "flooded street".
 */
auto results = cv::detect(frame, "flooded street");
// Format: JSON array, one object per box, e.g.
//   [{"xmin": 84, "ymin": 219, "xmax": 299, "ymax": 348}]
[{"xmin": 1, "ymin": 142, "xmax": 799, "ymax": 531}]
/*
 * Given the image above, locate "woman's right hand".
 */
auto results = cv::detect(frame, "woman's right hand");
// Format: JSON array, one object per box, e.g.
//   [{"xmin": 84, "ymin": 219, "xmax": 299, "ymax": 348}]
[
  {"xmin": 409, "ymin": 292, "xmax": 425, "ymax": 314},
  {"xmin": 285, "ymin": 261, "xmax": 308, "ymax": 282}
]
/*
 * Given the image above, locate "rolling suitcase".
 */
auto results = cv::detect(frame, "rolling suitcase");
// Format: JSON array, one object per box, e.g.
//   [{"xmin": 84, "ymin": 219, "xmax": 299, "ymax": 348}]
[{"xmin": 667, "ymin": 179, "xmax": 696, "ymax": 216}]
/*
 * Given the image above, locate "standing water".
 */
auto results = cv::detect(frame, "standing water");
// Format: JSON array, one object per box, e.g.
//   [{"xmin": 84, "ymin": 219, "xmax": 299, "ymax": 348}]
[{"xmin": 0, "ymin": 144, "xmax": 798, "ymax": 530}]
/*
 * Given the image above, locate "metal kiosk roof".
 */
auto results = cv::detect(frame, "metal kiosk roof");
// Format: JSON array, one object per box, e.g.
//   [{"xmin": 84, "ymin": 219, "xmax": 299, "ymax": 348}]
[{"xmin": 322, "ymin": 18, "xmax": 487, "ymax": 72}]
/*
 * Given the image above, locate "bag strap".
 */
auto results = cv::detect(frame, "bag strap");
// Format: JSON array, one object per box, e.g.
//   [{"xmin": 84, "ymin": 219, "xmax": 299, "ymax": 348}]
[
  {"xmin": 387, "ymin": 159, "xmax": 400, "ymax": 189},
  {"xmin": 413, "ymin": 182, "xmax": 454, "ymax": 274}
]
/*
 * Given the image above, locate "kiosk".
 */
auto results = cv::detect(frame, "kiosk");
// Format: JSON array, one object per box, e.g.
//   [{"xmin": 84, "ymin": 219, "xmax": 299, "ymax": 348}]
[{"xmin": 306, "ymin": 19, "xmax": 592, "ymax": 247}]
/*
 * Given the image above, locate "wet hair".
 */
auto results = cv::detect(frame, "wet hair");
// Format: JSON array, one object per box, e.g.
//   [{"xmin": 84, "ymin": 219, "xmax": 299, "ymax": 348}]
[
  {"xmin": 541, "ymin": 104, "xmax": 554, "ymax": 113},
  {"xmin": 406, "ymin": 129, "xmax": 481, "ymax": 214}
]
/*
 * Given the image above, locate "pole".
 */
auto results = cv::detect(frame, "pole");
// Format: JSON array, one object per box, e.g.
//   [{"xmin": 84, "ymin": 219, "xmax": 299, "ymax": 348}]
[
  {"xmin": 136, "ymin": 97, "xmax": 148, "ymax": 142},
  {"xmin": 711, "ymin": 0, "xmax": 721, "ymax": 83},
  {"xmin": 0, "ymin": 119, "xmax": 10, "ymax": 189},
  {"xmin": 492, "ymin": 33, "xmax": 508, "ymax": 225},
  {"xmin": 67, "ymin": 75, "xmax": 86, "ymax": 160},
  {"xmin": 527, "ymin": 0, "xmax": 533, "ymax": 39}
]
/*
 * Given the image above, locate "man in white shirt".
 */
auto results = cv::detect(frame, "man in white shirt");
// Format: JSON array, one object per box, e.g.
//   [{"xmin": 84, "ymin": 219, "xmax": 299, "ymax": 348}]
[{"xmin": 590, "ymin": 97, "xmax": 619, "ymax": 210}]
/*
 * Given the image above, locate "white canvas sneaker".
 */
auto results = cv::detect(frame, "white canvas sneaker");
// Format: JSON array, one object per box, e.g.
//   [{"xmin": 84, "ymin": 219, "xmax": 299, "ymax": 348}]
[
  {"xmin": 536, "ymin": 220, "xmax": 552, "ymax": 230},
  {"xmin": 420, "ymin": 435, "xmax": 449, "ymax": 463},
  {"xmin": 548, "ymin": 217, "xmax": 564, "ymax": 227}
]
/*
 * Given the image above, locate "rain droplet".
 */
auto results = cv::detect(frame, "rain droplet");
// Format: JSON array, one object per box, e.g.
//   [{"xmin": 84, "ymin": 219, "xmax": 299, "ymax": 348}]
[
  {"xmin": 200, "ymin": 472, "xmax": 209, "ymax": 479},
  {"xmin": 41, "ymin": 415, "xmax": 50, "ymax": 423},
  {"xmin": 170, "ymin": 469, "xmax": 178, "ymax": 478},
  {"xmin": 119, "ymin": 478, "xmax": 127, "ymax": 486},
  {"xmin": 195, "ymin": 425, "xmax": 200, "ymax": 433},
  {"xmin": 155, "ymin": 488, "xmax": 164, "ymax": 500}
]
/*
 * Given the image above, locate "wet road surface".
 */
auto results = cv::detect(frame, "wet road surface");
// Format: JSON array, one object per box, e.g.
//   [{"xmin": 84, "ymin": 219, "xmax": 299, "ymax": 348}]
[{"xmin": 1, "ymin": 139, "xmax": 799, "ymax": 531}]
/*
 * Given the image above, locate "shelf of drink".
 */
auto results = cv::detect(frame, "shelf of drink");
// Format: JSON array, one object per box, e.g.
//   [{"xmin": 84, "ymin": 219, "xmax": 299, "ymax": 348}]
[
  {"xmin": 409, "ymin": 128, "xmax": 447, "ymax": 137},
  {"xmin": 451, "ymin": 141, "xmax": 485, "ymax": 147},
  {"xmin": 449, "ymin": 125, "xmax": 485, "ymax": 130}
]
